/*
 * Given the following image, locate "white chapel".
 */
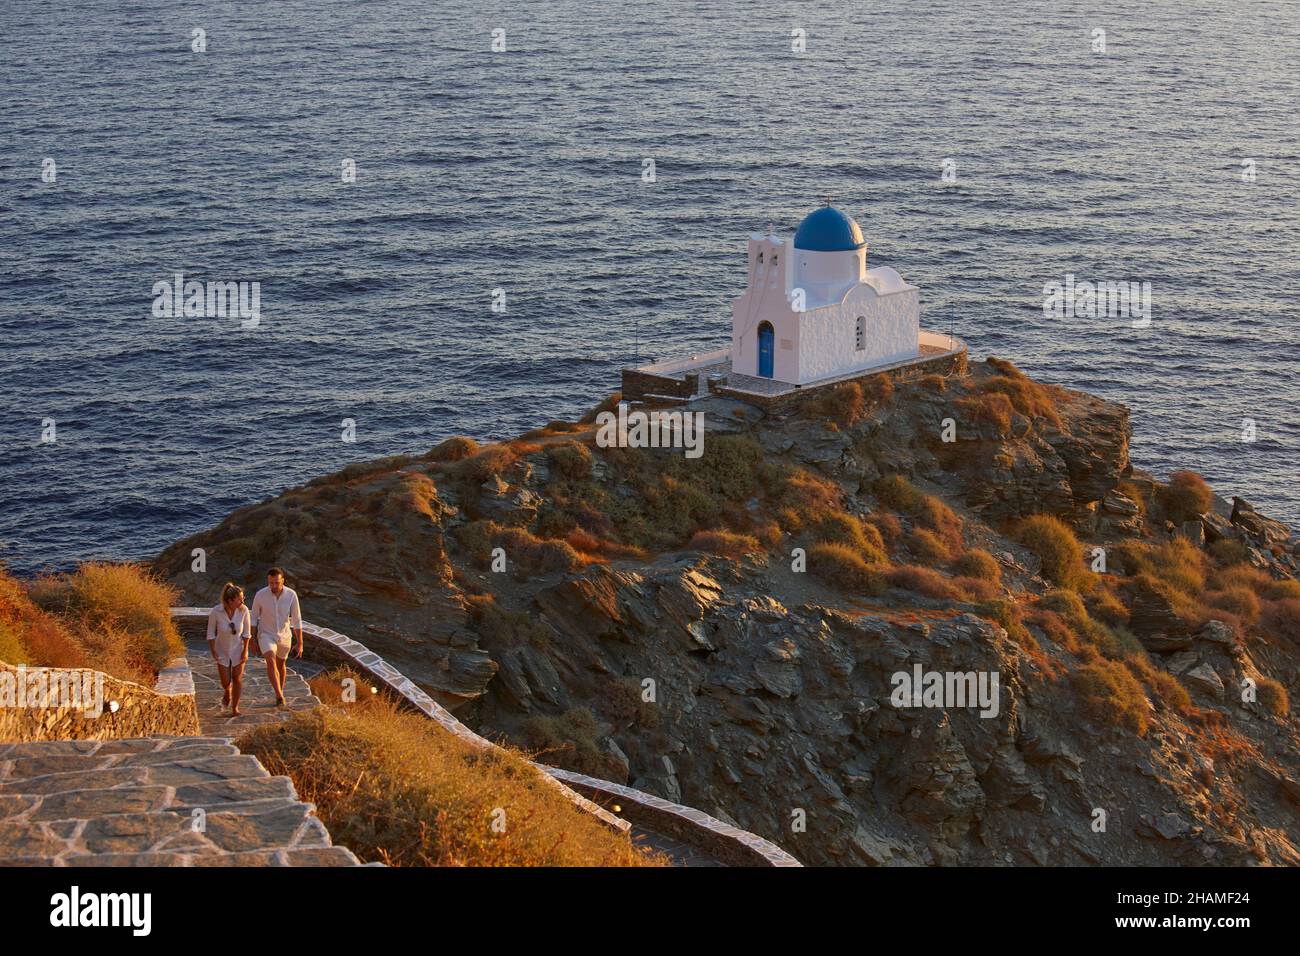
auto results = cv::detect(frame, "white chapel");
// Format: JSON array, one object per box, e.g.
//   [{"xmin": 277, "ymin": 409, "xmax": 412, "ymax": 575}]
[{"xmin": 730, "ymin": 202, "xmax": 921, "ymax": 385}]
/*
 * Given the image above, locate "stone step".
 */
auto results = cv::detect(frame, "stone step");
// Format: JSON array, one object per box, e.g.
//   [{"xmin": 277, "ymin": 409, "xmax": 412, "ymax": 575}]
[{"xmin": 0, "ymin": 736, "xmax": 359, "ymax": 866}]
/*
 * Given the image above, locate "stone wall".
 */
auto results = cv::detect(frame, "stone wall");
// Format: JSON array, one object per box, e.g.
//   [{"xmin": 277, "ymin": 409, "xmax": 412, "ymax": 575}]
[
  {"xmin": 0, "ymin": 657, "xmax": 200, "ymax": 743},
  {"xmin": 621, "ymin": 368, "xmax": 698, "ymax": 403}
]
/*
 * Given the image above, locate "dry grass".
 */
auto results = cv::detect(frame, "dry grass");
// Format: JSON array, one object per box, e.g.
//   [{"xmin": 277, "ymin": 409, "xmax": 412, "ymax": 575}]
[
  {"xmin": 1015, "ymin": 515, "xmax": 1091, "ymax": 591},
  {"xmin": 546, "ymin": 441, "xmax": 594, "ymax": 481},
  {"xmin": 1261, "ymin": 599, "xmax": 1300, "ymax": 643},
  {"xmin": 686, "ymin": 530, "xmax": 763, "ymax": 557},
  {"xmin": 954, "ymin": 548, "xmax": 1002, "ymax": 584},
  {"xmin": 803, "ymin": 381, "xmax": 867, "ymax": 430},
  {"xmin": 905, "ymin": 528, "xmax": 953, "ymax": 566},
  {"xmin": 807, "ymin": 543, "xmax": 887, "ymax": 595},
  {"xmin": 1072, "ymin": 657, "xmax": 1150, "ymax": 736},
  {"xmin": 454, "ymin": 521, "xmax": 582, "ymax": 576},
  {"xmin": 29, "ymin": 562, "xmax": 182, "ymax": 680},
  {"xmin": 1123, "ymin": 654, "xmax": 1193, "ymax": 715},
  {"xmin": 425, "ymin": 436, "xmax": 480, "ymax": 462},
  {"xmin": 1157, "ymin": 470, "xmax": 1213, "ymax": 524},
  {"xmin": 1208, "ymin": 539, "xmax": 1250, "ymax": 566},
  {"xmin": 1203, "ymin": 586, "xmax": 1261, "ymax": 625},
  {"xmin": 978, "ymin": 357, "xmax": 1066, "ymax": 427},
  {"xmin": 450, "ymin": 444, "xmax": 518, "ymax": 484},
  {"xmin": 814, "ymin": 513, "xmax": 887, "ymax": 563},
  {"xmin": 956, "ymin": 392, "xmax": 1015, "ymax": 434},
  {"xmin": 240, "ymin": 670, "xmax": 665, "ymax": 867},
  {"xmin": 1255, "ymin": 677, "xmax": 1290, "ymax": 717},
  {"xmin": 886, "ymin": 565, "xmax": 964, "ymax": 601}
]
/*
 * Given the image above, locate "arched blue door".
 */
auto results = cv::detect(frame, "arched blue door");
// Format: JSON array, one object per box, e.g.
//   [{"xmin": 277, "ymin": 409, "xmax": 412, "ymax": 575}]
[{"xmin": 757, "ymin": 323, "xmax": 774, "ymax": 378}]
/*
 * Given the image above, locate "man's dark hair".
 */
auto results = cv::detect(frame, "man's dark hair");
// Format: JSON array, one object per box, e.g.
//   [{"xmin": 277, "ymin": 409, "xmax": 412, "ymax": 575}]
[{"xmin": 267, "ymin": 567, "xmax": 285, "ymax": 579}]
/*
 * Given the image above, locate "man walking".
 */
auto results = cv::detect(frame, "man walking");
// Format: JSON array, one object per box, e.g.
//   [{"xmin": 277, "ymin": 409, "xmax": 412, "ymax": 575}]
[{"xmin": 250, "ymin": 567, "xmax": 303, "ymax": 708}]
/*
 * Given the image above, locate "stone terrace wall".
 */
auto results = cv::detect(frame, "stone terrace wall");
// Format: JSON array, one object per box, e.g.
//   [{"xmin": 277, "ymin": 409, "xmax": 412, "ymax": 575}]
[
  {"xmin": 717, "ymin": 334, "xmax": 969, "ymax": 410},
  {"xmin": 170, "ymin": 609, "xmax": 801, "ymax": 866},
  {"xmin": 621, "ymin": 368, "xmax": 698, "ymax": 403},
  {"xmin": 0, "ymin": 657, "xmax": 200, "ymax": 743}
]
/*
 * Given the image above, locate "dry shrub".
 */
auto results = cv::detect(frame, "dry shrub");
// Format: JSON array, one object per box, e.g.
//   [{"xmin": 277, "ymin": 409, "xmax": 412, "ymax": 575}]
[
  {"xmin": 1203, "ymin": 586, "xmax": 1261, "ymax": 624},
  {"xmin": 886, "ymin": 565, "xmax": 964, "ymax": 600},
  {"xmin": 1261, "ymin": 599, "xmax": 1300, "ymax": 643},
  {"xmin": 1266, "ymin": 579, "xmax": 1300, "ymax": 601},
  {"xmin": 240, "ymin": 685, "xmax": 664, "ymax": 867},
  {"xmin": 863, "ymin": 512, "xmax": 903, "ymax": 547},
  {"xmin": 32, "ymin": 563, "xmax": 182, "ymax": 677},
  {"xmin": 686, "ymin": 530, "xmax": 762, "ymax": 557},
  {"xmin": 956, "ymin": 392, "xmax": 1014, "ymax": 434},
  {"xmin": 546, "ymin": 441, "xmax": 593, "ymax": 481},
  {"xmin": 916, "ymin": 496, "xmax": 963, "ymax": 551},
  {"xmin": 954, "ymin": 548, "xmax": 1002, "ymax": 584},
  {"xmin": 1208, "ymin": 563, "xmax": 1271, "ymax": 594},
  {"xmin": 1115, "ymin": 537, "xmax": 1207, "ymax": 597},
  {"xmin": 905, "ymin": 528, "xmax": 952, "ymax": 566},
  {"xmin": 804, "ymin": 382, "xmax": 866, "ymax": 430},
  {"xmin": 772, "ymin": 468, "xmax": 843, "ymax": 533},
  {"xmin": 873, "ymin": 475, "xmax": 962, "ymax": 550},
  {"xmin": 1157, "ymin": 471, "xmax": 1213, "ymax": 523},
  {"xmin": 979, "ymin": 357, "xmax": 1065, "ymax": 426},
  {"xmin": 579, "ymin": 392, "xmax": 622, "ymax": 424},
  {"xmin": 426, "ymin": 436, "xmax": 480, "ymax": 462},
  {"xmin": 453, "ymin": 519, "xmax": 503, "ymax": 566},
  {"xmin": 807, "ymin": 543, "xmax": 887, "ymax": 595},
  {"xmin": 863, "ymin": 375, "xmax": 894, "ymax": 405},
  {"xmin": 1015, "ymin": 515, "xmax": 1090, "ymax": 591},
  {"xmin": 562, "ymin": 529, "xmax": 646, "ymax": 562},
  {"xmin": 465, "ymin": 593, "xmax": 553, "ymax": 648},
  {"xmin": 1123, "ymin": 655, "xmax": 1192, "ymax": 714},
  {"xmin": 1072, "ymin": 658, "xmax": 1150, "ymax": 735},
  {"xmin": 919, "ymin": 373, "xmax": 947, "ymax": 393},
  {"xmin": 389, "ymin": 472, "xmax": 439, "ymax": 519},
  {"xmin": 494, "ymin": 527, "xmax": 582, "ymax": 575},
  {"xmin": 816, "ymin": 513, "xmax": 887, "ymax": 563},
  {"xmin": 1255, "ymin": 677, "xmax": 1289, "ymax": 717},
  {"xmin": 1208, "ymin": 539, "xmax": 1250, "ymax": 566},
  {"xmin": 955, "ymin": 576, "xmax": 1000, "ymax": 602},
  {"xmin": 455, "ymin": 522, "xmax": 581, "ymax": 576},
  {"xmin": 453, "ymin": 445, "xmax": 517, "ymax": 484},
  {"xmin": 1087, "ymin": 584, "xmax": 1130, "ymax": 627},
  {"xmin": 874, "ymin": 474, "xmax": 925, "ymax": 513}
]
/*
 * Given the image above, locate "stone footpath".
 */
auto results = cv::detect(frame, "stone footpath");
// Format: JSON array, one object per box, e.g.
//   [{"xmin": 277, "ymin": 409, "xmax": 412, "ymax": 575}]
[
  {"xmin": 0, "ymin": 736, "xmax": 359, "ymax": 865},
  {"xmin": 185, "ymin": 637, "xmax": 319, "ymax": 735},
  {"xmin": 0, "ymin": 643, "xmax": 357, "ymax": 866}
]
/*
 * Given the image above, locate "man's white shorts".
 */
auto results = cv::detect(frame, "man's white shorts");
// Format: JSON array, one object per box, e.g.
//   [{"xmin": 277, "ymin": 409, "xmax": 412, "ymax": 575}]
[{"xmin": 258, "ymin": 633, "xmax": 292, "ymax": 660}]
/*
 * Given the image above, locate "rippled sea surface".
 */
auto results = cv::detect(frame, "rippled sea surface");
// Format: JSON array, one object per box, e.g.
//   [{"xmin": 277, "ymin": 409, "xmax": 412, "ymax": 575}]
[{"xmin": 1, "ymin": 0, "xmax": 1297, "ymax": 574}]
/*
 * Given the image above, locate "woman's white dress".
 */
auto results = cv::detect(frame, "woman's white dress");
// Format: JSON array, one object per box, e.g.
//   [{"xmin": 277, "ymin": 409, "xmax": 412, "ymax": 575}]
[{"xmin": 206, "ymin": 604, "xmax": 251, "ymax": 667}]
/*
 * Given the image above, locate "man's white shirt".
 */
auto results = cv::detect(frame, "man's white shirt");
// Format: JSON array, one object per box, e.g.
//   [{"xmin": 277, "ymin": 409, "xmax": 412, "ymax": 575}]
[{"xmin": 251, "ymin": 585, "xmax": 302, "ymax": 644}]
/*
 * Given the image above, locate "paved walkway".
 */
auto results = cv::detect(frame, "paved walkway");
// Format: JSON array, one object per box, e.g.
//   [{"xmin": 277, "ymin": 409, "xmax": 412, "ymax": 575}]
[
  {"xmin": 0, "ymin": 736, "xmax": 359, "ymax": 865},
  {"xmin": 186, "ymin": 637, "xmax": 319, "ymax": 736},
  {"xmin": 0, "ymin": 642, "xmax": 358, "ymax": 866}
]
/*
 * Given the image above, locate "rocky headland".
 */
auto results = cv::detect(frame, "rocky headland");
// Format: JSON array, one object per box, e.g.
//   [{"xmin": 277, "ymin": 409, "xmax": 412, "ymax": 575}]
[{"xmin": 155, "ymin": 358, "xmax": 1300, "ymax": 866}]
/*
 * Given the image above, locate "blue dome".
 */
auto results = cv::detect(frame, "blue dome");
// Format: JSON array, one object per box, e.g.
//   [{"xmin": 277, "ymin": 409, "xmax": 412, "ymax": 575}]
[{"xmin": 792, "ymin": 205, "xmax": 866, "ymax": 252}]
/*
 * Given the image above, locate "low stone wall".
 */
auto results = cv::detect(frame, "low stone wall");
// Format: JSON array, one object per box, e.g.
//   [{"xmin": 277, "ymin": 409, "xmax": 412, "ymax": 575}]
[
  {"xmin": 0, "ymin": 657, "xmax": 201, "ymax": 743},
  {"xmin": 717, "ymin": 336, "xmax": 969, "ymax": 410},
  {"xmin": 169, "ymin": 609, "xmax": 801, "ymax": 866},
  {"xmin": 547, "ymin": 767, "xmax": 802, "ymax": 867},
  {"xmin": 621, "ymin": 368, "xmax": 698, "ymax": 403}
]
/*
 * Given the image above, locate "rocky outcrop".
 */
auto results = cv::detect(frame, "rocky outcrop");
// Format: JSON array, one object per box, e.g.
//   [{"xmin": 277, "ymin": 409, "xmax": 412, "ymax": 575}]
[{"xmin": 155, "ymin": 359, "xmax": 1300, "ymax": 867}]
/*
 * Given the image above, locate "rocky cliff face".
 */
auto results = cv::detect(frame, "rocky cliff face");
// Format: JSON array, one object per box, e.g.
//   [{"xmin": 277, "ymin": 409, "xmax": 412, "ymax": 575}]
[{"xmin": 156, "ymin": 359, "xmax": 1300, "ymax": 866}]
